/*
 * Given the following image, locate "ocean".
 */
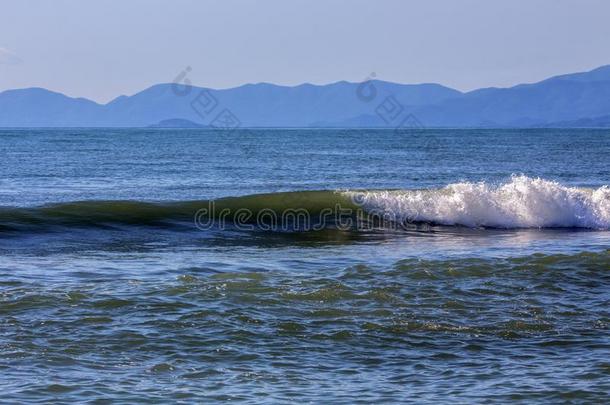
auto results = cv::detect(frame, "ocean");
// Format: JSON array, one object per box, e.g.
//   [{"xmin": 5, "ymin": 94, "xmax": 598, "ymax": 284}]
[{"xmin": 0, "ymin": 128, "xmax": 609, "ymax": 403}]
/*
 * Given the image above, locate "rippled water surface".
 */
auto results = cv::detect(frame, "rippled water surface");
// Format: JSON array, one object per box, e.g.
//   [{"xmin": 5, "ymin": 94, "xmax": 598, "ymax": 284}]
[{"xmin": 1, "ymin": 128, "xmax": 609, "ymax": 403}]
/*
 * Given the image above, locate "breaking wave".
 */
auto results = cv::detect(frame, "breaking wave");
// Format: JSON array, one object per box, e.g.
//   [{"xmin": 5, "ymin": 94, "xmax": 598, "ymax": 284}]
[
  {"xmin": 346, "ymin": 176, "xmax": 610, "ymax": 229},
  {"xmin": 0, "ymin": 176, "xmax": 608, "ymax": 233}
]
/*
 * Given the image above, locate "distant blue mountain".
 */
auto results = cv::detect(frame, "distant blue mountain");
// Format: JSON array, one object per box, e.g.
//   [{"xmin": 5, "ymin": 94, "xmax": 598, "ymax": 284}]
[
  {"xmin": 147, "ymin": 118, "xmax": 206, "ymax": 128},
  {"xmin": 99, "ymin": 80, "xmax": 460, "ymax": 127},
  {"xmin": 541, "ymin": 114, "xmax": 610, "ymax": 128},
  {"xmin": 414, "ymin": 65, "xmax": 610, "ymax": 127},
  {"xmin": 0, "ymin": 88, "xmax": 103, "ymax": 127},
  {"xmin": 1, "ymin": 65, "xmax": 610, "ymax": 128}
]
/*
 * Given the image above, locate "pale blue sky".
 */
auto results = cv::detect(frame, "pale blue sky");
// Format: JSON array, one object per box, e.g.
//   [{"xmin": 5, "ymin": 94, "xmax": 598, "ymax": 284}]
[{"xmin": 1, "ymin": 0, "xmax": 609, "ymax": 102}]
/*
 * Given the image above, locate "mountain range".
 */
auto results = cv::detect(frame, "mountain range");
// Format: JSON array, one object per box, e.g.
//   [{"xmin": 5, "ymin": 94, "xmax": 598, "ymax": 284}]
[{"xmin": 1, "ymin": 65, "xmax": 610, "ymax": 128}]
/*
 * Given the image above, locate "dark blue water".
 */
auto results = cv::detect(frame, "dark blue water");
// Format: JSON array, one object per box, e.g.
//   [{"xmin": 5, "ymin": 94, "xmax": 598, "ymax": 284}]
[
  {"xmin": 0, "ymin": 128, "xmax": 608, "ymax": 403},
  {"xmin": 1, "ymin": 128, "xmax": 608, "ymax": 206}
]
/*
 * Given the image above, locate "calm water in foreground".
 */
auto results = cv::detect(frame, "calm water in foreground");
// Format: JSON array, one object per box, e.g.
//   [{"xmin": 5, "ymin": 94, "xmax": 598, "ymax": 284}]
[{"xmin": 0, "ymin": 128, "xmax": 609, "ymax": 403}]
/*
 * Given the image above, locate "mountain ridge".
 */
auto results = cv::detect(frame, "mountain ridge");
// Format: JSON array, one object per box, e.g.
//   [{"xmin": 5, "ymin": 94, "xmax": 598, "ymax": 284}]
[{"xmin": 1, "ymin": 65, "xmax": 609, "ymax": 128}]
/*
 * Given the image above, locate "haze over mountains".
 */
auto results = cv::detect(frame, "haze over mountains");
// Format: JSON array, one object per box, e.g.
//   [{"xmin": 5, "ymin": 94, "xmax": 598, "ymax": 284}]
[{"xmin": 1, "ymin": 65, "xmax": 610, "ymax": 128}]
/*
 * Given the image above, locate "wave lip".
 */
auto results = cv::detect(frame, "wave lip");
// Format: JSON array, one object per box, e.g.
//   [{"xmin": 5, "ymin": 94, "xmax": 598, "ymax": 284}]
[{"xmin": 346, "ymin": 176, "xmax": 610, "ymax": 229}]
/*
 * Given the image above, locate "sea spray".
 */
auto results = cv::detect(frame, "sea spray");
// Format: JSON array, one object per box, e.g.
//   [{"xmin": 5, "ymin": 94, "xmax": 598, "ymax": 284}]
[{"xmin": 346, "ymin": 176, "xmax": 610, "ymax": 229}]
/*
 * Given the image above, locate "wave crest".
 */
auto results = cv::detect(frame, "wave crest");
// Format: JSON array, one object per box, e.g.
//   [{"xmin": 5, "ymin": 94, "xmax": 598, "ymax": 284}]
[{"xmin": 346, "ymin": 176, "xmax": 610, "ymax": 229}]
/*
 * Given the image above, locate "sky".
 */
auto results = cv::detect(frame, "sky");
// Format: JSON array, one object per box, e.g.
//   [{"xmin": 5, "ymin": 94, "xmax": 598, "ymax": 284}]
[{"xmin": 1, "ymin": 0, "xmax": 610, "ymax": 103}]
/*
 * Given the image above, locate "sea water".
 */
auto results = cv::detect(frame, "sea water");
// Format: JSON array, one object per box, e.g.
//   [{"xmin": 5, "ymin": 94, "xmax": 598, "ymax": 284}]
[{"xmin": 0, "ymin": 128, "xmax": 608, "ymax": 402}]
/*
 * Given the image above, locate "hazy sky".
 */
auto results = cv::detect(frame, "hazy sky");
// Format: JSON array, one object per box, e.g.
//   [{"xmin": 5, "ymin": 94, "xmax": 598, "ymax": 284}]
[{"xmin": 1, "ymin": 0, "xmax": 609, "ymax": 103}]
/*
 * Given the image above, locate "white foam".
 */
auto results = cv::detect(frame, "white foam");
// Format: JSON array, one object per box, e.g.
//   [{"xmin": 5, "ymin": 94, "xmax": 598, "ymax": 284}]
[{"xmin": 346, "ymin": 176, "xmax": 610, "ymax": 229}]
